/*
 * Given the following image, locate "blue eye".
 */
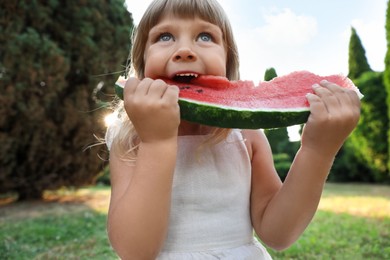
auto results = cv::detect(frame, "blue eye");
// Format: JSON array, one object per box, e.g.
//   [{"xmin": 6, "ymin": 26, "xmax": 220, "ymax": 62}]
[
  {"xmin": 198, "ymin": 33, "xmax": 212, "ymax": 42},
  {"xmin": 158, "ymin": 33, "xmax": 173, "ymax": 42}
]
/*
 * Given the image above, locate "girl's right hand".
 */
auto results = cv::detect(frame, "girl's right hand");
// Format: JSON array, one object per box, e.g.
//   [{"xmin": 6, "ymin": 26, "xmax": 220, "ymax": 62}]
[{"xmin": 123, "ymin": 77, "xmax": 180, "ymax": 143}]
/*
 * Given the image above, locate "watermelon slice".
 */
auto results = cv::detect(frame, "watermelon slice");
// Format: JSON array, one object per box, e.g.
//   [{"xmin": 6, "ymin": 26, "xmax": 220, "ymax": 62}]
[{"xmin": 114, "ymin": 71, "xmax": 362, "ymax": 129}]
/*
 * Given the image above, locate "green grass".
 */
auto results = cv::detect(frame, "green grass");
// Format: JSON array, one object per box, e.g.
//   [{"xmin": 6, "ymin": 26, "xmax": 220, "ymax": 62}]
[
  {"xmin": 266, "ymin": 211, "xmax": 390, "ymax": 259},
  {"xmin": 267, "ymin": 183, "xmax": 390, "ymax": 259},
  {"xmin": 1, "ymin": 212, "xmax": 115, "ymax": 259},
  {"xmin": 0, "ymin": 187, "xmax": 116, "ymax": 260},
  {"xmin": 0, "ymin": 183, "xmax": 389, "ymax": 259}
]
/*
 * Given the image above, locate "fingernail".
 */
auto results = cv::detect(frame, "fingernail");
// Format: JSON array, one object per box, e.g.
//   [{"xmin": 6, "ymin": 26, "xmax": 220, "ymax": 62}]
[
  {"xmin": 320, "ymin": 79, "xmax": 328, "ymax": 84},
  {"xmin": 312, "ymin": 83, "xmax": 320, "ymax": 89}
]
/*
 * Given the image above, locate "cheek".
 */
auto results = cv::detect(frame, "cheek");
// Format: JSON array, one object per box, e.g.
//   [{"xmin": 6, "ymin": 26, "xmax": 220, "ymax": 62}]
[
  {"xmin": 143, "ymin": 44, "xmax": 171, "ymax": 78},
  {"xmin": 143, "ymin": 59, "xmax": 153, "ymax": 78},
  {"xmin": 143, "ymin": 51, "xmax": 159, "ymax": 78},
  {"xmin": 207, "ymin": 49, "xmax": 227, "ymax": 76}
]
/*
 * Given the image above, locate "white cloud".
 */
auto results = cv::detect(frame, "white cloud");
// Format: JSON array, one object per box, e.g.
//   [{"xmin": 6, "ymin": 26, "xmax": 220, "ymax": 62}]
[
  {"xmin": 259, "ymin": 8, "xmax": 318, "ymax": 46},
  {"xmin": 233, "ymin": 8, "xmax": 319, "ymax": 82}
]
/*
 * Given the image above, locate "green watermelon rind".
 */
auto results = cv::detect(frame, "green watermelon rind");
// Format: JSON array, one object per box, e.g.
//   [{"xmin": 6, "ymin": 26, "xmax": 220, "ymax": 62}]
[
  {"xmin": 114, "ymin": 83, "xmax": 309, "ymax": 129},
  {"xmin": 179, "ymin": 98, "xmax": 309, "ymax": 129}
]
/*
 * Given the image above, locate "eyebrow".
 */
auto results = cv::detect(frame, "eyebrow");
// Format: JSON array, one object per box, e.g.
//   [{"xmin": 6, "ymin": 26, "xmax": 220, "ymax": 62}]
[
  {"xmin": 149, "ymin": 19, "xmax": 223, "ymax": 38},
  {"xmin": 148, "ymin": 23, "xmax": 173, "ymax": 41}
]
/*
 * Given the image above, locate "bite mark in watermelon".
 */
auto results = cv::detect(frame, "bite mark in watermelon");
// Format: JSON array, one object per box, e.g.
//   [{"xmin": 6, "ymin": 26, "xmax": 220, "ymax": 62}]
[{"xmin": 115, "ymin": 71, "xmax": 362, "ymax": 129}]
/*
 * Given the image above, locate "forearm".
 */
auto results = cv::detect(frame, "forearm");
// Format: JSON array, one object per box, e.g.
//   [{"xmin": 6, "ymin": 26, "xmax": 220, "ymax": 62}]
[
  {"xmin": 108, "ymin": 139, "xmax": 177, "ymax": 259},
  {"xmin": 257, "ymin": 147, "xmax": 334, "ymax": 249}
]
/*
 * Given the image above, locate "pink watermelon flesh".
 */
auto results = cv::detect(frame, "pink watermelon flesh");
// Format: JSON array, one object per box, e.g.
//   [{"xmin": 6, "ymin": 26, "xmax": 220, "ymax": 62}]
[
  {"xmin": 163, "ymin": 71, "xmax": 359, "ymax": 111},
  {"xmin": 115, "ymin": 71, "xmax": 361, "ymax": 129}
]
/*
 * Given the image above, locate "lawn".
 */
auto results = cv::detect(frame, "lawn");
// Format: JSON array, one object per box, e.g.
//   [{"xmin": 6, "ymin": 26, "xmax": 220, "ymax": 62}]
[
  {"xmin": 266, "ymin": 183, "xmax": 390, "ymax": 259},
  {"xmin": 0, "ymin": 183, "xmax": 389, "ymax": 260}
]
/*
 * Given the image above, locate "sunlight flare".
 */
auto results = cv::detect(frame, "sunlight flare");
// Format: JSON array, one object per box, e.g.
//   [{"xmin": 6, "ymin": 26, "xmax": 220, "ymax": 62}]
[{"xmin": 104, "ymin": 112, "xmax": 118, "ymax": 127}]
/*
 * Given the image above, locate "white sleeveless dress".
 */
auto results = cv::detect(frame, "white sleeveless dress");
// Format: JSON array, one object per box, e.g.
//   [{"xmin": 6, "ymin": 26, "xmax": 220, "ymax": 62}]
[{"xmin": 156, "ymin": 130, "xmax": 272, "ymax": 259}]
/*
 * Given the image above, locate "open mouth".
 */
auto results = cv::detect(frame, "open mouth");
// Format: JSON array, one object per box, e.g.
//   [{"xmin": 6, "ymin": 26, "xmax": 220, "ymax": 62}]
[{"xmin": 172, "ymin": 73, "xmax": 199, "ymax": 84}]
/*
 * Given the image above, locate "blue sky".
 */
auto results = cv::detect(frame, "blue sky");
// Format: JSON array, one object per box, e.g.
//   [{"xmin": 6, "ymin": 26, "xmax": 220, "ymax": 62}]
[{"xmin": 124, "ymin": 0, "xmax": 387, "ymax": 83}]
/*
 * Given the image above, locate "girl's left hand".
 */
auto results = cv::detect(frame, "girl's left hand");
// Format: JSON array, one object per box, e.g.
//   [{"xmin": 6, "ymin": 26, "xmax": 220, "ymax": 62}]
[{"xmin": 301, "ymin": 80, "xmax": 361, "ymax": 158}]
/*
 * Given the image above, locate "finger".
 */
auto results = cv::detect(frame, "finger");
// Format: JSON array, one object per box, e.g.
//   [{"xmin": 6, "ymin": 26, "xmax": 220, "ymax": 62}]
[
  {"xmin": 319, "ymin": 80, "xmax": 357, "ymax": 103},
  {"xmin": 320, "ymin": 80, "xmax": 361, "ymax": 114},
  {"xmin": 346, "ymin": 89, "xmax": 361, "ymax": 111},
  {"xmin": 319, "ymin": 80, "xmax": 345, "ymax": 94},
  {"xmin": 164, "ymin": 85, "xmax": 180, "ymax": 103},
  {"xmin": 311, "ymin": 84, "xmax": 337, "ymax": 113},
  {"xmin": 124, "ymin": 77, "xmax": 140, "ymax": 96},
  {"xmin": 135, "ymin": 78, "xmax": 154, "ymax": 96},
  {"xmin": 343, "ymin": 89, "xmax": 362, "ymax": 124},
  {"xmin": 148, "ymin": 79, "xmax": 169, "ymax": 99},
  {"xmin": 317, "ymin": 82, "xmax": 361, "ymax": 129},
  {"xmin": 306, "ymin": 92, "xmax": 327, "ymax": 117}
]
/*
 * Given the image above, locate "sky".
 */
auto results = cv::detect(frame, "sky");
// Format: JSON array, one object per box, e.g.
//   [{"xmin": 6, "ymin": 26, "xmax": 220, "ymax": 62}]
[{"xmin": 124, "ymin": 0, "xmax": 387, "ymax": 83}]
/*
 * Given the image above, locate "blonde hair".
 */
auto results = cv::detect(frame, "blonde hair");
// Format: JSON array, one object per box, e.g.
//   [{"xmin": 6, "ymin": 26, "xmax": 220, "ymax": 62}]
[{"xmin": 111, "ymin": 0, "xmax": 240, "ymax": 159}]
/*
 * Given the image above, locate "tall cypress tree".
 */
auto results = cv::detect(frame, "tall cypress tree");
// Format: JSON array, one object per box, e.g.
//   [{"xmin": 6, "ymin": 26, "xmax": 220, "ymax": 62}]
[
  {"xmin": 348, "ymin": 27, "xmax": 372, "ymax": 80},
  {"xmin": 385, "ymin": 0, "xmax": 390, "ymax": 175}
]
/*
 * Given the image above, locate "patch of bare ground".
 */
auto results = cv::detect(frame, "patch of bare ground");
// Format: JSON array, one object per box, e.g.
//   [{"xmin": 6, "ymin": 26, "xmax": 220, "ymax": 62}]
[{"xmin": 0, "ymin": 187, "xmax": 110, "ymax": 222}]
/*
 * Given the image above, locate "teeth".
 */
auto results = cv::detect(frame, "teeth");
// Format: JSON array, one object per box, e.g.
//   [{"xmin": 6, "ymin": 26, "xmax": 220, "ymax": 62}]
[{"xmin": 176, "ymin": 73, "xmax": 198, "ymax": 77}]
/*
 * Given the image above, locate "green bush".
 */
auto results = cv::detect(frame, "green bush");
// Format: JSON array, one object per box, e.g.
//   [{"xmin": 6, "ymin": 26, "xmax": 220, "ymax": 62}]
[
  {"xmin": 96, "ymin": 166, "xmax": 111, "ymax": 186},
  {"xmin": 273, "ymin": 153, "xmax": 292, "ymax": 181},
  {"xmin": 332, "ymin": 71, "xmax": 389, "ymax": 183},
  {"xmin": 0, "ymin": 0, "xmax": 133, "ymax": 200}
]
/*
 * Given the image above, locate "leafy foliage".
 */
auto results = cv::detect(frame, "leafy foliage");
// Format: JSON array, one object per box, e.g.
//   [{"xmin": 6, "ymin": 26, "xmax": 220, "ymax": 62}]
[
  {"xmin": 350, "ymin": 72, "xmax": 389, "ymax": 181},
  {"xmin": 331, "ymin": 72, "xmax": 389, "ymax": 183},
  {"xmin": 0, "ymin": 0, "xmax": 133, "ymax": 199},
  {"xmin": 263, "ymin": 67, "xmax": 277, "ymax": 81}
]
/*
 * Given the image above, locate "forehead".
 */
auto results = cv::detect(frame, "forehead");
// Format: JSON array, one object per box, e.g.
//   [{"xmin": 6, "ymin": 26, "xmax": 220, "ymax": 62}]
[
  {"xmin": 151, "ymin": 14, "xmax": 222, "ymax": 33},
  {"xmin": 145, "ymin": 0, "xmax": 225, "ymax": 31},
  {"xmin": 160, "ymin": 0, "xmax": 221, "ymax": 21}
]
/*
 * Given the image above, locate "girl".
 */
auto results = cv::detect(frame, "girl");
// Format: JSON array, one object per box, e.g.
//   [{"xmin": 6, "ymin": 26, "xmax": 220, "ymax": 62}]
[{"xmin": 105, "ymin": 0, "xmax": 361, "ymax": 259}]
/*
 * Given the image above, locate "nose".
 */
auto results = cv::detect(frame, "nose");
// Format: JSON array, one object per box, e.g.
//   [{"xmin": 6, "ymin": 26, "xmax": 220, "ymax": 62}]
[{"xmin": 172, "ymin": 47, "xmax": 197, "ymax": 62}]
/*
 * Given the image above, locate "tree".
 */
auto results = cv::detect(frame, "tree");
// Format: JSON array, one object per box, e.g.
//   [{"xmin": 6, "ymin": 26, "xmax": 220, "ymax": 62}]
[
  {"xmin": 331, "ymin": 26, "xmax": 389, "ymax": 183},
  {"xmin": 348, "ymin": 27, "xmax": 372, "ymax": 80},
  {"xmin": 264, "ymin": 67, "xmax": 277, "ymax": 81},
  {"xmin": 352, "ymin": 72, "xmax": 388, "ymax": 181},
  {"xmin": 0, "ymin": 1, "xmax": 133, "ymax": 200},
  {"xmin": 331, "ymin": 25, "xmax": 389, "ymax": 183},
  {"xmin": 385, "ymin": 0, "xmax": 390, "ymax": 174},
  {"xmin": 333, "ymin": 71, "xmax": 389, "ymax": 182}
]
